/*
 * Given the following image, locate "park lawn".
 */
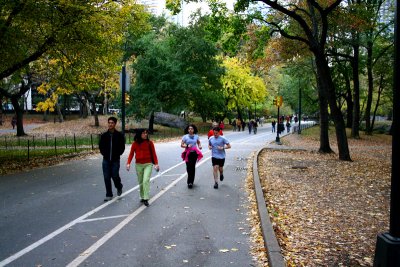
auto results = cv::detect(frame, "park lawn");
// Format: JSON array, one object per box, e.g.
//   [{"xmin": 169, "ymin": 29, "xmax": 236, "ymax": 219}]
[{"xmin": 256, "ymin": 127, "xmax": 391, "ymax": 266}]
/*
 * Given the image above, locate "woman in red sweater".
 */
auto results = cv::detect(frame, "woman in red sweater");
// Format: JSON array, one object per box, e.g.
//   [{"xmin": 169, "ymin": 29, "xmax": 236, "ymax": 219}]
[{"xmin": 126, "ymin": 129, "xmax": 159, "ymax": 207}]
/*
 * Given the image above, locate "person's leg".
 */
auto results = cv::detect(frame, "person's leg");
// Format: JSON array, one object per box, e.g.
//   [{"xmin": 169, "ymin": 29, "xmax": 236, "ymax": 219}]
[
  {"xmin": 213, "ymin": 165, "xmax": 219, "ymax": 183},
  {"xmin": 141, "ymin": 164, "xmax": 152, "ymax": 200},
  {"xmin": 110, "ymin": 161, "xmax": 123, "ymax": 194},
  {"xmin": 102, "ymin": 160, "xmax": 113, "ymax": 198},
  {"xmin": 187, "ymin": 152, "xmax": 198, "ymax": 185},
  {"xmin": 218, "ymin": 158, "xmax": 225, "ymax": 181},
  {"xmin": 135, "ymin": 164, "xmax": 145, "ymax": 200}
]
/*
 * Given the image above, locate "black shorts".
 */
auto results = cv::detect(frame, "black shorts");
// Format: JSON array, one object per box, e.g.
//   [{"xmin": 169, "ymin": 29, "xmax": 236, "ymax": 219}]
[{"xmin": 211, "ymin": 157, "xmax": 225, "ymax": 167}]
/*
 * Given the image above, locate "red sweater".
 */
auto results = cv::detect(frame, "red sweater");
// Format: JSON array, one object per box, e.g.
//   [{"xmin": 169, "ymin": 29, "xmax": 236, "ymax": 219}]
[{"xmin": 127, "ymin": 140, "xmax": 158, "ymax": 165}]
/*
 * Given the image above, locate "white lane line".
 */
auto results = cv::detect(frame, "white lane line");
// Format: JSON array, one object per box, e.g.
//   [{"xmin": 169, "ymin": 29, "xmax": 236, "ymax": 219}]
[
  {"xmin": 78, "ymin": 215, "xmax": 129, "ymax": 223},
  {"xmin": 66, "ymin": 156, "xmax": 212, "ymax": 267},
  {"xmin": 0, "ymin": 158, "xmax": 191, "ymax": 267}
]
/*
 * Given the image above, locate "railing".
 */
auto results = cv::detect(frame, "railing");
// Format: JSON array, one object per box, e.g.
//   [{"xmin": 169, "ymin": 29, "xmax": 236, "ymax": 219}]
[
  {"xmin": 0, "ymin": 134, "xmax": 101, "ymax": 161},
  {"xmin": 0, "ymin": 126, "xmax": 212, "ymax": 162},
  {"xmin": 291, "ymin": 121, "xmax": 317, "ymax": 133}
]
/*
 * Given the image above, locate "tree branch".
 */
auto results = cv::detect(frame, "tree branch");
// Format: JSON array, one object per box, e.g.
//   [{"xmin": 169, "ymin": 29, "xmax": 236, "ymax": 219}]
[{"xmin": 0, "ymin": 37, "xmax": 55, "ymax": 80}]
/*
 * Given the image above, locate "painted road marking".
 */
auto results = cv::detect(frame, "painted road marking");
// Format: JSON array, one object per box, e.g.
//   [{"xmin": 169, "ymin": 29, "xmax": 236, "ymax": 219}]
[{"xmin": 66, "ymin": 156, "xmax": 212, "ymax": 267}]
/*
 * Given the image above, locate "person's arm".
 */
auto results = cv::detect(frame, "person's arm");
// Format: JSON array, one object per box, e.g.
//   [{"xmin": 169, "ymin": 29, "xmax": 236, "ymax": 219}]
[
  {"xmin": 126, "ymin": 143, "xmax": 135, "ymax": 171},
  {"xmin": 119, "ymin": 132, "xmax": 126, "ymax": 155},
  {"xmin": 99, "ymin": 133, "xmax": 105, "ymax": 156},
  {"xmin": 150, "ymin": 141, "xmax": 159, "ymax": 171},
  {"xmin": 225, "ymin": 143, "xmax": 231, "ymax": 149},
  {"xmin": 181, "ymin": 139, "xmax": 187, "ymax": 148},
  {"xmin": 197, "ymin": 137, "xmax": 202, "ymax": 150}
]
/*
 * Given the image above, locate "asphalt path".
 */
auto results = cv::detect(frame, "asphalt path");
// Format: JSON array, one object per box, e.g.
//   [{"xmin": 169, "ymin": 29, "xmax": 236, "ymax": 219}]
[{"xmin": 0, "ymin": 124, "xmax": 291, "ymax": 267}]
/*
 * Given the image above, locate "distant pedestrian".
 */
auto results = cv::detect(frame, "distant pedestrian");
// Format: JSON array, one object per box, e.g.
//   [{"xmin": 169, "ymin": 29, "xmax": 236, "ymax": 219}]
[
  {"xmin": 236, "ymin": 119, "xmax": 242, "ymax": 132},
  {"xmin": 253, "ymin": 120, "xmax": 258, "ymax": 134},
  {"xmin": 208, "ymin": 127, "xmax": 231, "ymax": 189},
  {"xmin": 248, "ymin": 121, "xmax": 253, "ymax": 134},
  {"xmin": 126, "ymin": 129, "xmax": 159, "ymax": 207},
  {"xmin": 219, "ymin": 120, "xmax": 225, "ymax": 130},
  {"xmin": 232, "ymin": 119, "xmax": 237, "ymax": 132},
  {"xmin": 271, "ymin": 120, "xmax": 276, "ymax": 133},
  {"xmin": 99, "ymin": 117, "xmax": 125, "ymax": 202},
  {"xmin": 11, "ymin": 116, "xmax": 16, "ymax": 129},
  {"xmin": 181, "ymin": 124, "xmax": 203, "ymax": 189}
]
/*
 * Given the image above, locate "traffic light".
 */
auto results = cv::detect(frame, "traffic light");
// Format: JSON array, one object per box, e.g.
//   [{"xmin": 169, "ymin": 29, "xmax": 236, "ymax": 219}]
[
  {"xmin": 125, "ymin": 93, "xmax": 130, "ymax": 104},
  {"xmin": 273, "ymin": 96, "xmax": 283, "ymax": 107}
]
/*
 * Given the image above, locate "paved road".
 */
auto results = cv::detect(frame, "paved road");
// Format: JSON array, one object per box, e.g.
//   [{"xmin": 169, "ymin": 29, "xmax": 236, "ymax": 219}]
[{"xmin": 0, "ymin": 124, "xmax": 291, "ymax": 267}]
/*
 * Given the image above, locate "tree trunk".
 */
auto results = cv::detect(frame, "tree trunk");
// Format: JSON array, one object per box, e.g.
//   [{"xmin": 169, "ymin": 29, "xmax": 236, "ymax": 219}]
[
  {"xmin": 236, "ymin": 105, "xmax": 243, "ymax": 124},
  {"xmin": 56, "ymin": 103, "xmax": 64, "ymax": 123},
  {"xmin": 81, "ymin": 99, "xmax": 89, "ymax": 118},
  {"xmin": 344, "ymin": 70, "xmax": 353, "ymax": 128},
  {"xmin": 315, "ymin": 52, "xmax": 351, "ymax": 161},
  {"xmin": 371, "ymin": 75, "xmax": 385, "ymax": 132},
  {"xmin": 316, "ymin": 75, "xmax": 333, "ymax": 153},
  {"xmin": 42, "ymin": 110, "xmax": 48, "ymax": 121},
  {"xmin": 103, "ymin": 92, "xmax": 109, "ymax": 115},
  {"xmin": 351, "ymin": 36, "xmax": 361, "ymax": 139},
  {"xmin": 365, "ymin": 39, "xmax": 374, "ymax": 134},
  {"xmin": 91, "ymin": 99, "xmax": 99, "ymax": 127},
  {"xmin": 148, "ymin": 111, "xmax": 154, "ymax": 134},
  {"xmin": 10, "ymin": 96, "xmax": 26, "ymax": 136}
]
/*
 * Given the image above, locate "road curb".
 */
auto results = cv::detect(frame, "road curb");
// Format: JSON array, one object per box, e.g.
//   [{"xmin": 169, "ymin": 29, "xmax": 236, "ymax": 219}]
[{"xmin": 253, "ymin": 147, "xmax": 286, "ymax": 267}]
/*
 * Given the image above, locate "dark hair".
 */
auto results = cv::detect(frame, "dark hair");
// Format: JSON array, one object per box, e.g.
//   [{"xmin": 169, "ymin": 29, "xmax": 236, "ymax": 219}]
[
  {"xmin": 108, "ymin": 116, "xmax": 118, "ymax": 123},
  {"xmin": 134, "ymin": 128, "xmax": 150, "ymax": 143},
  {"xmin": 213, "ymin": 127, "xmax": 221, "ymax": 132},
  {"xmin": 184, "ymin": 124, "xmax": 198, "ymax": 134}
]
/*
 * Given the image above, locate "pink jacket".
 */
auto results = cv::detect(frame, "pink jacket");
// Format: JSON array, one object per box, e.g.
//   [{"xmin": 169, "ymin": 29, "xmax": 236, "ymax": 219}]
[{"xmin": 181, "ymin": 146, "xmax": 203, "ymax": 162}]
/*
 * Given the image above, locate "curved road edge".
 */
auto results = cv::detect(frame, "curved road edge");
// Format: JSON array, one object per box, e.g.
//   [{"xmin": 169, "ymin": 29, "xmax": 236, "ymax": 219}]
[{"xmin": 253, "ymin": 146, "xmax": 286, "ymax": 267}]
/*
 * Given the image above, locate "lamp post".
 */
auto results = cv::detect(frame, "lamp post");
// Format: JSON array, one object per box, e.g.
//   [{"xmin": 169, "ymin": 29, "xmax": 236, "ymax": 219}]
[
  {"xmin": 276, "ymin": 105, "xmax": 281, "ymax": 144},
  {"xmin": 121, "ymin": 64, "xmax": 126, "ymax": 135},
  {"xmin": 373, "ymin": 0, "xmax": 400, "ymax": 265},
  {"xmin": 254, "ymin": 102, "xmax": 257, "ymax": 120}
]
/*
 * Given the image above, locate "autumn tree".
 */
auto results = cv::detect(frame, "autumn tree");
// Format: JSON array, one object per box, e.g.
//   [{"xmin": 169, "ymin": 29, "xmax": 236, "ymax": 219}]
[
  {"xmin": 232, "ymin": 0, "xmax": 352, "ymax": 160},
  {"xmin": 0, "ymin": 0, "xmax": 148, "ymax": 135},
  {"xmin": 221, "ymin": 57, "xmax": 267, "ymax": 121}
]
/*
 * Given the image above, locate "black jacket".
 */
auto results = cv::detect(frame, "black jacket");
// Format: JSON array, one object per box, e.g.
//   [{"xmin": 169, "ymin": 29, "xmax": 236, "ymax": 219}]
[{"xmin": 99, "ymin": 130, "xmax": 125, "ymax": 161}]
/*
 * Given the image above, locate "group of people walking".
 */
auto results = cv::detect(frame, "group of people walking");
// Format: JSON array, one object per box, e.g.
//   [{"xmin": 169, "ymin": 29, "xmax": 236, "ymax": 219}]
[
  {"xmin": 231, "ymin": 118, "xmax": 260, "ymax": 134},
  {"xmin": 99, "ymin": 117, "xmax": 231, "ymax": 207}
]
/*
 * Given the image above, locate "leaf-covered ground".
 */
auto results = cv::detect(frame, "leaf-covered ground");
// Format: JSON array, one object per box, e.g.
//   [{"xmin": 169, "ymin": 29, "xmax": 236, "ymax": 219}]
[{"xmin": 255, "ymin": 129, "xmax": 391, "ymax": 266}]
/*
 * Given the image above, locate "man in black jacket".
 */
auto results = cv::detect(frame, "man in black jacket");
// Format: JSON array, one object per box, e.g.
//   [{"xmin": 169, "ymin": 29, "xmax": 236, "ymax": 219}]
[{"xmin": 99, "ymin": 117, "xmax": 125, "ymax": 201}]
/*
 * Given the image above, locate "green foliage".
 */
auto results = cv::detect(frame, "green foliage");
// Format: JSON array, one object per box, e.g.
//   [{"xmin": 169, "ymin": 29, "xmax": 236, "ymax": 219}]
[
  {"xmin": 193, "ymin": 0, "xmax": 250, "ymax": 57},
  {"xmin": 128, "ymin": 20, "xmax": 224, "ymax": 120}
]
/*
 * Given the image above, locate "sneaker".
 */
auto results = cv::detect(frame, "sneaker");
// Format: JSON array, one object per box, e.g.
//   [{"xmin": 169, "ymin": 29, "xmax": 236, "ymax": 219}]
[
  {"xmin": 117, "ymin": 186, "xmax": 123, "ymax": 196},
  {"xmin": 140, "ymin": 199, "xmax": 144, "ymax": 203},
  {"xmin": 188, "ymin": 183, "xmax": 193, "ymax": 189},
  {"xmin": 220, "ymin": 174, "xmax": 224, "ymax": 181},
  {"xmin": 214, "ymin": 182, "xmax": 218, "ymax": 189},
  {"xmin": 143, "ymin": 200, "xmax": 149, "ymax": 207},
  {"xmin": 104, "ymin": 196, "xmax": 113, "ymax": 201}
]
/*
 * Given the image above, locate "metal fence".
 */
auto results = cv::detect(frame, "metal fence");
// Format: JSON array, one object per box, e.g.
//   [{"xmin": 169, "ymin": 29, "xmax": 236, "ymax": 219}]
[
  {"xmin": 0, "ymin": 134, "xmax": 101, "ymax": 161},
  {"xmin": 0, "ymin": 126, "xmax": 212, "ymax": 162}
]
